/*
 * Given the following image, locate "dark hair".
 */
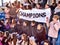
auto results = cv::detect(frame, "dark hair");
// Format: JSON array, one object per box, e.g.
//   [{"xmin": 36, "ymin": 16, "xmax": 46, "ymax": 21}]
[
  {"xmin": 6, "ymin": 3, "xmax": 9, "ymax": 7},
  {"xmin": 24, "ymin": 5, "xmax": 32, "ymax": 10},
  {"xmin": 36, "ymin": 3, "xmax": 42, "ymax": 9},
  {"xmin": 1, "ymin": 19, "xmax": 4, "ymax": 22},
  {"xmin": 23, "ymin": 21, "xmax": 29, "ymax": 26},
  {"xmin": 12, "ymin": 3, "xmax": 15, "ymax": 6},
  {"xmin": 6, "ymin": 4, "xmax": 10, "ymax": 8},
  {"xmin": 17, "ymin": 1, "xmax": 20, "ymax": 8},
  {"xmin": 12, "ymin": 34, "xmax": 17, "ymax": 45},
  {"xmin": 31, "ymin": 21, "xmax": 36, "ymax": 24},
  {"xmin": 18, "ymin": 1, "xmax": 20, "ymax": 4},
  {"xmin": 14, "ymin": 1, "xmax": 17, "ymax": 4},
  {"xmin": 44, "ymin": 40, "xmax": 50, "ymax": 45},
  {"xmin": 20, "ymin": 33, "xmax": 29, "ymax": 45},
  {"xmin": 5, "ymin": 31, "xmax": 9, "ymax": 37},
  {"xmin": 19, "ymin": 19, "xmax": 23, "ymax": 24},
  {"xmin": 36, "ymin": 3, "xmax": 42, "ymax": 6}
]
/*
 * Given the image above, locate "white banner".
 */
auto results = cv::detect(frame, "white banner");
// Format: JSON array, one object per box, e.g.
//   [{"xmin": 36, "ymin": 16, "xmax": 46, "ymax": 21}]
[{"xmin": 18, "ymin": 8, "xmax": 51, "ymax": 23}]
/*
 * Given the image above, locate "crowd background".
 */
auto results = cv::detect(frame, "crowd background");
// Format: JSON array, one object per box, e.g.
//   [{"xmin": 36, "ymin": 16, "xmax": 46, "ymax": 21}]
[{"xmin": 0, "ymin": 0, "xmax": 60, "ymax": 45}]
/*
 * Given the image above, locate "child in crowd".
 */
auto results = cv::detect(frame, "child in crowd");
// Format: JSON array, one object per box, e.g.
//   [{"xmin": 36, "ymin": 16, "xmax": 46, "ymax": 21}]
[{"xmin": 46, "ymin": 15, "xmax": 60, "ymax": 45}]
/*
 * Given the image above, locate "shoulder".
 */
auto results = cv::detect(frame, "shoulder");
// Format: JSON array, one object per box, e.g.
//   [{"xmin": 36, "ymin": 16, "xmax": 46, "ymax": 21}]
[{"xmin": 56, "ymin": 22, "xmax": 60, "ymax": 26}]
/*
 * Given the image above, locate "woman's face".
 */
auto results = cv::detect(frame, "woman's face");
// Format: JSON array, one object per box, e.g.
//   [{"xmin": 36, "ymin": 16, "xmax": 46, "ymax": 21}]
[
  {"xmin": 45, "ymin": 4, "xmax": 49, "ymax": 9},
  {"xmin": 44, "ymin": 42, "xmax": 49, "ymax": 45},
  {"xmin": 5, "ymin": 19, "xmax": 9, "ymax": 24},
  {"xmin": 10, "ymin": 34, "xmax": 13, "ymax": 39},
  {"xmin": 1, "ymin": 20, "xmax": 4, "ymax": 24},
  {"xmin": 37, "ymin": 24, "xmax": 42, "ymax": 30},
  {"xmin": 23, "ymin": 22, "xmax": 27, "ymax": 26},
  {"xmin": 4, "ymin": 32, "xmax": 7, "ymax": 37},
  {"xmin": 21, "ymin": 35, "xmax": 25, "ymax": 40},
  {"xmin": 36, "ymin": 4, "xmax": 40, "ymax": 9},
  {"xmin": 31, "ymin": 22, "xmax": 35, "ymax": 26},
  {"xmin": 12, "ymin": 19, "xmax": 16, "ymax": 24},
  {"xmin": 20, "ymin": 4, "xmax": 23, "ymax": 8},
  {"xmin": 52, "ymin": 18, "xmax": 57, "ymax": 22},
  {"xmin": 21, "ymin": 34, "xmax": 27, "ymax": 41}
]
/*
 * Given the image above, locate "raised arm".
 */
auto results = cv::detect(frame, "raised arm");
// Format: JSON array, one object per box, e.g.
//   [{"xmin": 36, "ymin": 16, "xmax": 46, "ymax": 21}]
[{"xmin": 46, "ymin": 17, "xmax": 50, "ymax": 28}]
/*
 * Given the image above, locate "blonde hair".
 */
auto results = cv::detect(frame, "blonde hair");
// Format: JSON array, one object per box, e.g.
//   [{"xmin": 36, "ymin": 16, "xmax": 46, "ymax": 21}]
[{"xmin": 53, "ymin": 15, "xmax": 59, "ymax": 20}]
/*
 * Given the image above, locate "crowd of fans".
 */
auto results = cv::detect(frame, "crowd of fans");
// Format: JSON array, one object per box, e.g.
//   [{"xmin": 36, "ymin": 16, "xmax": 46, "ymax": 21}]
[{"xmin": 0, "ymin": 0, "xmax": 60, "ymax": 45}]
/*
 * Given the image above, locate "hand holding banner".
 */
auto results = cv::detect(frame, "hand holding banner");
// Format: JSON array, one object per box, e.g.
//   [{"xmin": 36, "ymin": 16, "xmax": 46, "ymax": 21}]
[{"xmin": 18, "ymin": 8, "xmax": 51, "ymax": 23}]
